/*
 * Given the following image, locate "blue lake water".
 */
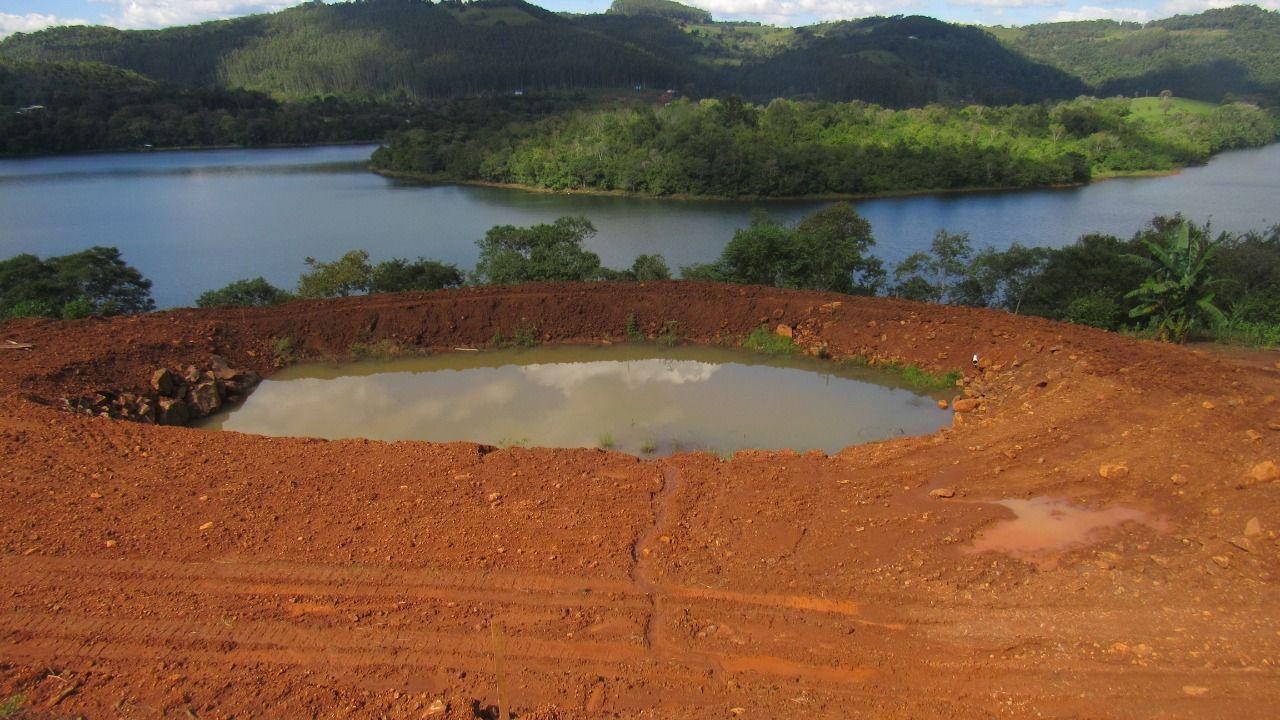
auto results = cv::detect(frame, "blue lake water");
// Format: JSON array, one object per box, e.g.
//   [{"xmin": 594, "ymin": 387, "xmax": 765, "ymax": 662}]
[{"xmin": 1, "ymin": 143, "xmax": 1277, "ymax": 307}]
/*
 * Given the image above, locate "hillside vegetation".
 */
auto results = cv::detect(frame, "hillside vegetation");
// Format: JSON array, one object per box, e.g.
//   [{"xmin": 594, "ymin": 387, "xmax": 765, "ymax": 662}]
[
  {"xmin": 371, "ymin": 95, "xmax": 1277, "ymax": 197},
  {"xmin": 990, "ymin": 5, "xmax": 1280, "ymax": 104},
  {"xmin": 0, "ymin": 0, "xmax": 1082, "ymax": 106}
]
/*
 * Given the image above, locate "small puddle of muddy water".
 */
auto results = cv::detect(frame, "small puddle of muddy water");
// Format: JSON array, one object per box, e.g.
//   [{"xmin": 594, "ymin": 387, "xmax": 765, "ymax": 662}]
[
  {"xmin": 199, "ymin": 345, "xmax": 950, "ymax": 456},
  {"xmin": 967, "ymin": 497, "xmax": 1166, "ymax": 567}
]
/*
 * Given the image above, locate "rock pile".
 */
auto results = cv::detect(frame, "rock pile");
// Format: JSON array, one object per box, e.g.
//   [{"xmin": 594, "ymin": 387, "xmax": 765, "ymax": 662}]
[{"xmin": 62, "ymin": 355, "xmax": 259, "ymax": 426}]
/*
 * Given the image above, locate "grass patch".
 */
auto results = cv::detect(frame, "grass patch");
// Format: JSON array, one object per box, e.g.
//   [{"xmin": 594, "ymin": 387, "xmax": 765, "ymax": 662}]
[
  {"xmin": 598, "ymin": 433, "xmax": 616, "ymax": 450},
  {"xmin": 271, "ymin": 336, "xmax": 296, "ymax": 363},
  {"xmin": 640, "ymin": 440, "xmax": 656, "ymax": 454},
  {"xmin": 1212, "ymin": 320, "xmax": 1280, "ymax": 348},
  {"xmin": 838, "ymin": 355, "xmax": 960, "ymax": 393},
  {"xmin": 1129, "ymin": 96, "xmax": 1216, "ymax": 121},
  {"xmin": 658, "ymin": 320, "xmax": 680, "ymax": 346},
  {"xmin": 513, "ymin": 322, "xmax": 538, "ymax": 348},
  {"xmin": 0, "ymin": 695, "xmax": 23, "ymax": 718},
  {"xmin": 742, "ymin": 326, "xmax": 797, "ymax": 355},
  {"xmin": 624, "ymin": 313, "xmax": 643, "ymax": 342},
  {"xmin": 350, "ymin": 338, "xmax": 410, "ymax": 358}
]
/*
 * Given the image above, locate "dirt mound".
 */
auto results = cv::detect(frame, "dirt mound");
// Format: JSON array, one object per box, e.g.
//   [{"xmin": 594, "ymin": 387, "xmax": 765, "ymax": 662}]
[{"xmin": 1, "ymin": 282, "xmax": 1278, "ymax": 718}]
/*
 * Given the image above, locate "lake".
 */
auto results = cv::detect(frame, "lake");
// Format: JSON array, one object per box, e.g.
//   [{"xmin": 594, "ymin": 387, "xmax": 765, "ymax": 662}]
[{"xmin": 1, "ymin": 143, "xmax": 1278, "ymax": 308}]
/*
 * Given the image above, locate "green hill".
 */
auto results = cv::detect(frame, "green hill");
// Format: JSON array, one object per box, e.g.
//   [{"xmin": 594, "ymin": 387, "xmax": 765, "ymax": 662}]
[
  {"xmin": 0, "ymin": 0, "xmax": 1081, "ymax": 106},
  {"xmin": 990, "ymin": 5, "xmax": 1280, "ymax": 104}
]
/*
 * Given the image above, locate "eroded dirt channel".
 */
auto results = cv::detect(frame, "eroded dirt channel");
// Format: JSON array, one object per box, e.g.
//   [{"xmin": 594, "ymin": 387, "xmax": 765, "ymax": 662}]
[{"xmin": 1, "ymin": 281, "xmax": 1278, "ymax": 719}]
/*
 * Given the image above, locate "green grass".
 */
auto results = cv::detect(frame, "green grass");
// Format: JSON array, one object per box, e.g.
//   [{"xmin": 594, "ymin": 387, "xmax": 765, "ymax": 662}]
[
  {"xmin": 658, "ymin": 320, "xmax": 680, "ymax": 346},
  {"xmin": 271, "ymin": 336, "xmax": 296, "ymax": 363},
  {"xmin": 0, "ymin": 695, "xmax": 24, "ymax": 718},
  {"xmin": 640, "ymin": 440, "xmax": 657, "ymax": 454},
  {"xmin": 1129, "ymin": 96, "xmax": 1217, "ymax": 121},
  {"xmin": 838, "ymin": 355, "xmax": 960, "ymax": 393},
  {"xmin": 1211, "ymin": 320, "xmax": 1280, "ymax": 348},
  {"xmin": 349, "ymin": 338, "xmax": 409, "ymax": 358},
  {"xmin": 598, "ymin": 433, "xmax": 616, "ymax": 449},
  {"xmin": 624, "ymin": 313, "xmax": 643, "ymax": 342},
  {"xmin": 742, "ymin": 326, "xmax": 797, "ymax": 355}
]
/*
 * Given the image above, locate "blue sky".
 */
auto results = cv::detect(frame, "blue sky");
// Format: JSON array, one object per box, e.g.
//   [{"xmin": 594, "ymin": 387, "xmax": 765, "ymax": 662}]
[{"xmin": 1, "ymin": 0, "xmax": 1272, "ymax": 38}]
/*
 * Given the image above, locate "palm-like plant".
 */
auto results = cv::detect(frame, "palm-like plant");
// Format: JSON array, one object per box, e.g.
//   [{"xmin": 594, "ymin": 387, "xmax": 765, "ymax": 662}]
[{"xmin": 1126, "ymin": 221, "xmax": 1226, "ymax": 342}]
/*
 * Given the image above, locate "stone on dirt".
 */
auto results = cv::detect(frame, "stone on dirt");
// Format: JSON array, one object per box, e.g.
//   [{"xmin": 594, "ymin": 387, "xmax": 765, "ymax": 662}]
[
  {"xmin": 157, "ymin": 398, "xmax": 190, "ymax": 426},
  {"xmin": 189, "ymin": 381, "xmax": 222, "ymax": 415},
  {"xmin": 151, "ymin": 368, "xmax": 180, "ymax": 396},
  {"xmin": 1246, "ymin": 461, "xmax": 1279, "ymax": 484},
  {"xmin": 1098, "ymin": 464, "xmax": 1129, "ymax": 480},
  {"xmin": 952, "ymin": 398, "xmax": 980, "ymax": 413},
  {"xmin": 775, "ymin": 324, "xmax": 793, "ymax": 338},
  {"xmin": 929, "ymin": 488, "xmax": 956, "ymax": 499}
]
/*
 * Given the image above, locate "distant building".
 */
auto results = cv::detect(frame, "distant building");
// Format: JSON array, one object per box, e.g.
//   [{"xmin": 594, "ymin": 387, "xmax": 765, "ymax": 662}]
[
  {"xmin": 16, "ymin": 104, "xmax": 46, "ymax": 114},
  {"xmin": 513, "ymin": 89, "xmax": 525, "ymax": 96}
]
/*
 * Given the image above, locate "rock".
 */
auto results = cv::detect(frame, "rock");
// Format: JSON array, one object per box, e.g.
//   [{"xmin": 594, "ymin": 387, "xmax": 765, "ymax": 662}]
[
  {"xmin": 182, "ymin": 365, "xmax": 201, "ymax": 384},
  {"xmin": 1211, "ymin": 555, "xmax": 1230, "ymax": 568},
  {"xmin": 188, "ymin": 381, "xmax": 222, "ymax": 416},
  {"xmin": 1182, "ymin": 686, "xmax": 1210, "ymax": 697},
  {"xmin": 929, "ymin": 488, "xmax": 956, "ymax": 499},
  {"xmin": 104, "ymin": 539, "xmax": 117, "ymax": 548},
  {"xmin": 1245, "ymin": 517, "xmax": 1263, "ymax": 537},
  {"xmin": 775, "ymin": 323, "xmax": 794, "ymax": 338},
  {"xmin": 1170, "ymin": 473, "xmax": 1187, "ymax": 485},
  {"xmin": 936, "ymin": 399, "xmax": 949, "ymax": 410},
  {"xmin": 1247, "ymin": 460, "xmax": 1280, "ymax": 484},
  {"xmin": 1228, "ymin": 536, "xmax": 1254, "ymax": 553},
  {"xmin": 1268, "ymin": 420, "xmax": 1280, "ymax": 431},
  {"xmin": 199, "ymin": 521, "xmax": 214, "ymax": 531},
  {"xmin": 156, "ymin": 397, "xmax": 190, "ymax": 426},
  {"xmin": 1247, "ymin": 429, "xmax": 1263, "ymax": 442},
  {"xmin": 952, "ymin": 398, "xmax": 980, "ymax": 413},
  {"xmin": 1098, "ymin": 464, "xmax": 1129, "ymax": 480},
  {"xmin": 425, "ymin": 699, "xmax": 447, "ymax": 716},
  {"xmin": 151, "ymin": 368, "xmax": 179, "ymax": 396},
  {"xmin": 1201, "ymin": 401, "xmax": 1215, "ymax": 410}
]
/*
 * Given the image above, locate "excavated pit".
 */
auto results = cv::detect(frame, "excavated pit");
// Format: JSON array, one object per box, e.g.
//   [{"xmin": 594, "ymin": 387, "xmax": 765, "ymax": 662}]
[{"xmin": 1, "ymin": 281, "xmax": 1278, "ymax": 719}]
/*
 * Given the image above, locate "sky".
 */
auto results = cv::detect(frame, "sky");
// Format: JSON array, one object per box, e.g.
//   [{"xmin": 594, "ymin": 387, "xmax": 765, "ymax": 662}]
[{"xmin": 0, "ymin": 0, "xmax": 1274, "ymax": 39}]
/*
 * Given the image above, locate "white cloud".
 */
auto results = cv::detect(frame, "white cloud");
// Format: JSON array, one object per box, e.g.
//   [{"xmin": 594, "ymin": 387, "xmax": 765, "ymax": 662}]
[
  {"xmin": 92, "ymin": 1, "xmax": 302, "ymax": 29},
  {"xmin": 690, "ymin": 0, "xmax": 920, "ymax": 24},
  {"xmin": 1050, "ymin": 5, "xmax": 1151, "ymax": 21},
  {"xmin": 0, "ymin": 12, "xmax": 88, "ymax": 39}
]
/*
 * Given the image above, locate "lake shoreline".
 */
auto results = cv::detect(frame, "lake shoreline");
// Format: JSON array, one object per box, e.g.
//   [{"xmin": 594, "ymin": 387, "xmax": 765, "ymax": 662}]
[
  {"xmin": 0, "ymin": 139, "xmax": 383, "ymax": 161},
  {"xmin": 369, "ymin": 165, "xmax": 1191, "ymax": 203}
]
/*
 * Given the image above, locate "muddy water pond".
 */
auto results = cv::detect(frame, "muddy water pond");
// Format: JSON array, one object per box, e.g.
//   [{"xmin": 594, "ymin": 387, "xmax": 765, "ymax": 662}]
[{"xmin": 200, "ymin": 345, "xmax": 951, "ymax": 455}]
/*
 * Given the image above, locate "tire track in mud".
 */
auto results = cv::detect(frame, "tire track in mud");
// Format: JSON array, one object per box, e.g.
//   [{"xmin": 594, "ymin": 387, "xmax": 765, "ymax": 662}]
[{"xmin": 3, "ymin": 512, "xmax": 885, "ymax": 688}]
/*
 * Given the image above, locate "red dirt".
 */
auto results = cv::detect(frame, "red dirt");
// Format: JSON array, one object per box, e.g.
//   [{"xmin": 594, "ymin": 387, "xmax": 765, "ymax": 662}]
[{"xmin": 1, "ymin": 281, "xmax": 1278, "ymax": 719}]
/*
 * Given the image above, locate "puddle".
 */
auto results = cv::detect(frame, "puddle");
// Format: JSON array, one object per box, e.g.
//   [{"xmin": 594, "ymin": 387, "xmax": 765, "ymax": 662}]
[
  {"xmin": 967, "ymin": 497, "xmax": 1165, "ymax": 566},
  {"xmin": 198, "ymin": 344, "xmax": 950, "ymax": 456}
]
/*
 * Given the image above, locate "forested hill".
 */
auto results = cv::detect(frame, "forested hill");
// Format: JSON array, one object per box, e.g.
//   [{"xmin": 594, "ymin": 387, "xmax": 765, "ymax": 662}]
[
  {"xmin": 0, "ymin": 0, "xmax": 1080, "ymax": 106},
  {"xmin": 989, "ymin": 5, "xmax": 1280, "ymax": 104}
]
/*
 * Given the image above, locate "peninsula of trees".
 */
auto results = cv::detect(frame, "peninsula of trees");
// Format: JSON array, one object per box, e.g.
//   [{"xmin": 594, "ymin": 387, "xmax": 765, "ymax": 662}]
[{"xmin": 370, "ymin": 95, "xmax": 1277, "ymax": 198}]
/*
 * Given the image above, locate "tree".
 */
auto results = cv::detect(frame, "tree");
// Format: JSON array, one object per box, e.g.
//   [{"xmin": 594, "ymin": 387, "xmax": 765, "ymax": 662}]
[
  {"xmin": 472, "ymin": 216, "xmax": 604, "ymax": 285},
  {"xmin": 892, "ymin": 230, "xmax": 973, "ymax": 303},
  {"xmin": 297, "ymin": 250, "xmax": 374, "ymax": 298},
  {"xmin": 698, "ymin": 204, "xmax": 883, "ymax": 293},
  {"xmin": 0, "ymin": 247, "xmax": 153, "ymax": 318},
  {"xmin": 961, "ymin": 244, "xmax": 1051, "ymax": 312},
  {"xmin": 629, "ymin": 254, "xmax": 671, "ymax": 281},
  {"xmin": 1126, "ymin": 220, "xmax": 1227, "ymax": 342},
  {"xmin": 370, "ymin": 258, "xmax": 464, "ymax": 293},
  {"xmin": 197, "ymin": 277, "xmax": 294, "ymax": 308}
]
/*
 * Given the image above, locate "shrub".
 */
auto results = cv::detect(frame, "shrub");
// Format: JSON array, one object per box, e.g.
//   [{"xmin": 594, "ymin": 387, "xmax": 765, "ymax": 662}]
[
  {"xmin": 473, "ymin": 216, "xmax": 603, "ymax": 285},
  {"xmin": 1064, "ymin": 291, "xmax": 1122, "ymax": 329},
  {"xmin": 742, "ymin": 326, "xmax": 796, "ymax": 355},
  {"xmin": 0, "ymin": 247, "xmax": 153, "ymax": 318},
  {"xmin": 370, "ymin": 258, "xmax": 464, "ymax": 293},
  {"xmin": 197, "ymin": 277, "xmax": 294, "ymax": 308}
]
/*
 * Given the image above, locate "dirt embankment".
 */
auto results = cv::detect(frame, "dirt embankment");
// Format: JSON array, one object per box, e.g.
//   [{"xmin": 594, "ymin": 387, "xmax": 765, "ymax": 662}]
[{"xmin": 1, "ymin": 281, "xmax": 1278, "ymax": 719}]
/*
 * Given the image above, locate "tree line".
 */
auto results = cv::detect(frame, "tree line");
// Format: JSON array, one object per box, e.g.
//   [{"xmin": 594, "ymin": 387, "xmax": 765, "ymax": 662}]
[
  {"xmin": 4, "ymin": 205, "xmax": 1277, "ymax": 346},
  {"xmin": 371, "ymin": 95, "xmax": 1278, "ymax": 198}
]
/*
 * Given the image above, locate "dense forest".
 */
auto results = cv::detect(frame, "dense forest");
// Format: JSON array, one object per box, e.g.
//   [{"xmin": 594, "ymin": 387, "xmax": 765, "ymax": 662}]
[
  {"xmin": 4, "ymin": 0, "xmax": 1247, "ymax": 106},
  {"xmin": 991, "ymin": 6, "xmax": 1280, "ymax": 105},
  {"xmin": 0, "ymin": 56, "xmax": 596, "ymax": 155},
  {"xmin": 370, "ymin": 95, "xmax": 1278, "ymax": 197}
]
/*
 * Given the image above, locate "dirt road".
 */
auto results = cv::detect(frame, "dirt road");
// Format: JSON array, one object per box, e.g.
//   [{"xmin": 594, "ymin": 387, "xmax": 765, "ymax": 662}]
[{"xmin": 1, "ymin": 282, "xmax": 1277, "ymax": 718}]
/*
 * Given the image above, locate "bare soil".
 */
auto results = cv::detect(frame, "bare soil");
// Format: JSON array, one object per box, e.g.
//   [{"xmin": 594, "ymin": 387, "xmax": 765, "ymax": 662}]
[{"xmin": 1, "ymin": 281, "xmax": 1278, "ymax": 719}]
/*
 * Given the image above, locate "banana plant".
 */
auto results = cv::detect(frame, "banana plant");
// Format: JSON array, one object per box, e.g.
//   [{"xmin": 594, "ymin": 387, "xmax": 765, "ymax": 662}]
[{"xmin": 1125, "ymin": 221, "xmax": 1226, "ymax": 343}]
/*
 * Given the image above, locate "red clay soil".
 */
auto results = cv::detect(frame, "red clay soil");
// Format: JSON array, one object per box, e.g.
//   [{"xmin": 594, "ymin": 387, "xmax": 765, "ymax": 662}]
[{"xmin": 1, "ymin": 281, "xmax": 1278, "ymax": 719}]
